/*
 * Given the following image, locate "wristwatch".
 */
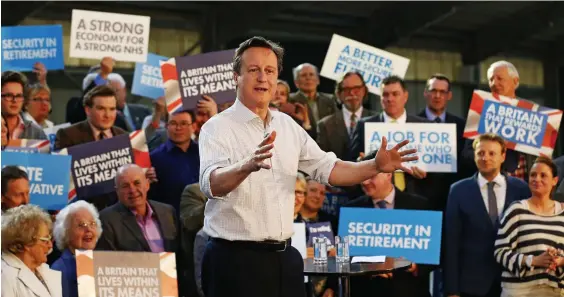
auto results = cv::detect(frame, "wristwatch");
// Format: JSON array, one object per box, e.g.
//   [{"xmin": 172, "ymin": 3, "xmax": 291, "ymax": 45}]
[{"xmin": 525, "ymin": 255, "xmax": 534, "ymax": 271}]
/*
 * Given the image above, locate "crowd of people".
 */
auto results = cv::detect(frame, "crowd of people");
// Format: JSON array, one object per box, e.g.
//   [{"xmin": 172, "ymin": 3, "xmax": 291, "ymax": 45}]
[{"xmin": 1, "ymin": 34, "xmax": 563, "ymax": 297}]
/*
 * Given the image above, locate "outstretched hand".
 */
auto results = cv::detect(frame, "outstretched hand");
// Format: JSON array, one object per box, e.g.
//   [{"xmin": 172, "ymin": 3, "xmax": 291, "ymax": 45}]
[
  {"xmin": 374, "ymin": 137, "xmax": 418, "ymax": 174},
  {"xmin": 244, "ymin": 131, "xmax": 277, "ymax": 172}
]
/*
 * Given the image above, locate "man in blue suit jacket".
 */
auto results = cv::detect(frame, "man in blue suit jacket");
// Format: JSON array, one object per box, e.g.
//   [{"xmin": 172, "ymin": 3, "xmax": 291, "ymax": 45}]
[{"xmin": 444, "ymin": 133, "xmax": 531, "ymax": 297}]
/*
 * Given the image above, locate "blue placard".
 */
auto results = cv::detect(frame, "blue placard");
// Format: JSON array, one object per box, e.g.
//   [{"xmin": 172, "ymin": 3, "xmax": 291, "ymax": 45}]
[
  {"xmin": 338, "ymin": 207, "xmax": 443, "ymax": 265},
  {"xmin": 322, "ymin": 192, "xmax": 349, "ymax": 216},
  {"xmin": 306, "ymin": 222, "xmax": 335, "ymax": 247},
  {"xmin": 67, "ymin": 134, "xmax": 134, "ymax": 198},
  {"xmin": 131, "ymin": 53, "xmax": 168, "ymax": 99},
  {"xmin": 1, "ymin": 151, "xmax": 71, "ymax": 210},
  {"xmin": 477, "ymin": 100, "xmax": 548, "ymax": 149},
  {"xmin": 1, "ymin": 25, "xmax": 64, "ymax": 71}
]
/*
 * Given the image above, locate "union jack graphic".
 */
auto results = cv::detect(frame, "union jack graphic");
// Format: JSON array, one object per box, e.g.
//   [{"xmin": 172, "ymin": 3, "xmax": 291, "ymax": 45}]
[
  {"xmin": 160, "ymin": 57, "xmax": 182, "ymax": 114},
  {"xmin": 53, "ymin": 130, "xmax": 151, "ymax": 202},
  {"xmin": 463, "ymin": 90, "xmax": 562, "ymax": 157},
  {"xmin": 6, "ymin": 139, "xmax": 51, "ymax": 153}
]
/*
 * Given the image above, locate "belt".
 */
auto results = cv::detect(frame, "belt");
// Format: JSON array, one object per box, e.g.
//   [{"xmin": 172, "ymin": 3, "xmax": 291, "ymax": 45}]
[{"xmin": 211, "ymin": 237, "xmax": 292, "ymax": 252}]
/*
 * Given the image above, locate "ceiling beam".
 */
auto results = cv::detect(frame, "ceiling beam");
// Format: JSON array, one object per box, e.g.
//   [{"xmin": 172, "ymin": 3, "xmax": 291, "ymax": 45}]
[
  {"xmin": 43, "ymin": 1, "xmax": 200, "ymax": 29},
  {"xmin": 1, "ymin": 1, "xmax": 51, "ymax": 26},
  {"xmin": 462, "ymin": 1, "xmax": 564, "ymax": 65},
  {"xmin": 213, "ymin": 2, "xmax": 297, "ymax": 47},
  {"xmin": 357, "ymin": 2, "xmax": 462, "ymax": 48}
]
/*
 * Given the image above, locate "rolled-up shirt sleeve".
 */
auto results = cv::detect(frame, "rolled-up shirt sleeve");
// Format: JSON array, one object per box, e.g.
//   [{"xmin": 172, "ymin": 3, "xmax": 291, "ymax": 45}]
[
  {"xmin": 297, "ymin": 125, "xmax": 339, "ymax": 185},
  {"xmin": 198, "ymin": 128, "xmax": 231, "ymax": 200}
]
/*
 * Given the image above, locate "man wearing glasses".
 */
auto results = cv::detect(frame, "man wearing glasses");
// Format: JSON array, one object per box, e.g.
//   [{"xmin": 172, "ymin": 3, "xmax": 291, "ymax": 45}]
[
  {"xmin": 418, "ymin": 74, "xmax": 467, "ymax": 297},
  {"xmin": 419, "ymin": 74, "xmax": 469, "ymax": 191},
  {"xmin": 149, "ymin": 109, "xmax": 200, "ymax": 214},
  {"xmin": 1, "ymin": 71, "xmax": 47, "ymax": 140},
  {"xmin": 317, "ymin": 71, "xmax": 375, "ymax": 161}
]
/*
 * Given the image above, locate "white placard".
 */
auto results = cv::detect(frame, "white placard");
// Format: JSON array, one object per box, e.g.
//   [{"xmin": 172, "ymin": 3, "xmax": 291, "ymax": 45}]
[
  {"xmin": 292, "ymin": 223, "xmax": 307, "ymax": 259},
  {"xmin": 364, "ymin": 123, "xmax": 458, "ymax": 173},
  {"xmin": 351, "ymin": 256, "xmax": 386, "ymax": 263},
  {"xmin": 320, "ymin": 34, "xmax": 410, "ymax": 96},
  {"xmin": 70, "ymin": 9, "xmax": 151, "ymax": 62}
]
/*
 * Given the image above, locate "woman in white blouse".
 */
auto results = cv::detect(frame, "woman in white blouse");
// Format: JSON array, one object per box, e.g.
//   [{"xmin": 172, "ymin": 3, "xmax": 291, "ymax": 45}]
[
  {"xmin": 22, "ymin": 83, "xmax": 54, "ymax": 129},
  {"xmin": 2, "ymin": 204, "xmax": 62, "ymax": 297}
]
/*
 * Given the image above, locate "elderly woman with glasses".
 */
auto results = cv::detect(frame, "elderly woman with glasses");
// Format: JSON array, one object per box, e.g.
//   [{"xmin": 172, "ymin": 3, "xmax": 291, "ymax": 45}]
[
  {"xmin": 51, "ymin": 201, "xmax": 102, "ymax": 297},
  {"xmin": 2, "ymin": 204, "xmax": 62, "ymax": 297},
  {"xmin": 22, "ymin": 83, "xmax": 54, "ymax": 129}
]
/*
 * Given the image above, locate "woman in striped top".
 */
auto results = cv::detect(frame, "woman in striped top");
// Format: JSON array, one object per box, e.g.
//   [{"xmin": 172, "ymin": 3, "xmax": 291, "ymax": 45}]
[{"xmin": 494, "ymin": 156, "xmax": 564, "ymax": 297}]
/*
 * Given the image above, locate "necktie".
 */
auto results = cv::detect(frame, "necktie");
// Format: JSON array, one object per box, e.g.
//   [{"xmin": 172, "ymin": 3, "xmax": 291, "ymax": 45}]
[
  {"xmin": 349, "ymin": 113, "xmax": 357, "ymax": 136},
  {"xmin": 376, "ymin": 200, "xmax": 387, "ymax": 209},
  {"xmin": 390, "ymin": 119, "xmax": 406, "ymax": 191},
  {"xmin": 99, "ymin": 131, "xmax": 106, "ymax": 141},
  {"xmin": 434, "ymin": 117, "xmax": 442, "ymax": 123},
  {"xmin": 487, "ymin": 182, "xmax": 499, "ymax": 224}
]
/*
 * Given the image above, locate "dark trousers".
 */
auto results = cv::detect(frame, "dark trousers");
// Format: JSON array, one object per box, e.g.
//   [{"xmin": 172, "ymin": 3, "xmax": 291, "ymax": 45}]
[
  {"xmin": 202, "ymin": 238, "xmax": 306, "ymax": 297},
  {"xmin": 461, "ymin": 283, "xmax": 501, "ymax": 297}
]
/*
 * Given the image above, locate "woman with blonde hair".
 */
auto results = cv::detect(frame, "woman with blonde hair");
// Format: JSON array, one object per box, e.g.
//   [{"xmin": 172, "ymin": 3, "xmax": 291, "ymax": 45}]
[
  {"xmin": 494, "ymin": 156, "xmax": 564, "ymax": 297},
  {"xmin": 23, "ymin": 83, "xmax": 54, "ymax": 128},
  {"xmin": 2, "ymin": 204, "xmax": 62, "ymax": 297},
  {"xmin": 294, "ymin": 171, "xmax": 307, "ymax": 222}
]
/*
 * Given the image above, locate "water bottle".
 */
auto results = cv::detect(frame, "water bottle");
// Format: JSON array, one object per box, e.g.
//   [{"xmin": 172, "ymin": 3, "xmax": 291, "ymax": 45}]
[
  {"xmin": 335, "ymin": 236, "xmax": 345, "ymax": 263},
  {"xmin": 313, "ymin": 237, "xmax": 322, "ymax": 264},
  {"xmin": 343, "ymin": 235, "xmax": 350, "ymax": 262},
  {"xmin": 319, "ymin": 237, "xmax": 328, "ymax": 264}
]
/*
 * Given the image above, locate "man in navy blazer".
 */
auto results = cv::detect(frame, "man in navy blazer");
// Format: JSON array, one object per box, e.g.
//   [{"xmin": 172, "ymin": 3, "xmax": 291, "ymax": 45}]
[
  {"xmin": 344, "ymin": 169, "xmax": 433, "ymax": 297},
  {"xmin": 444, "ymin": 133, "xmax": 531, "ymax": 297}
]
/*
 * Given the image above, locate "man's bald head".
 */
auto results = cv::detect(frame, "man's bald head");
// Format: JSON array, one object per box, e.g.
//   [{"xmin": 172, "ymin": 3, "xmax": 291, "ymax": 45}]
[{"xmin": 114, "ymin": 164, "xmax": 145, "ymax": 186}]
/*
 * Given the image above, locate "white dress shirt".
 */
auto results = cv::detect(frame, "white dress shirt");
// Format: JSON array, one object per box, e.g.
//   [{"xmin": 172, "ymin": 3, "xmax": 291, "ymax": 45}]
[
  {"xmin": 22, "ymin": 111, "xmax": 54, "ymax": 129},
  {"xmin": 199, "ymin": 99, "xmax": 339, "ymax": 241},
  {"xmin": 342, "ymin": 106, "xmax": 363, "ymax": 136},
  {"xmin": 477, "ymin": 173, "xmax": 507, "ymax": 218},
  {"xmin": 372, "ymin": 187, "xmax": 396, "ymax": 209},
  {"xmin": 382, "ymin": 109, "xmax": 407, "ymax": 124}
]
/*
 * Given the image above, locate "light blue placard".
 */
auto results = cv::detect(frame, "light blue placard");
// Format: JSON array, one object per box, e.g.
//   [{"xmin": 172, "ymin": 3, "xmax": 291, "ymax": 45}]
[
  {"xmin": 131, "ymin": 53, "xmax": 168, "ymax": 99},
  {"xmin": 1, "ymin": 25, "xmax": 64, "ymax": 71},
  {"xmin": 477, "ymin": 100, "xmax": 547, "ymax": 149},
  {"xmin": 1, "ymin": 151, "xmax": 72, "ymax": 210},
  {"xmin": 338, "ymin": 207, "xmax": 443, "ymax": 265}
]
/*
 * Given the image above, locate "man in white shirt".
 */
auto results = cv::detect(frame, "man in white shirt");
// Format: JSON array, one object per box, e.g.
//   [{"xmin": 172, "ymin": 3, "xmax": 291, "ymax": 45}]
[
  {"xmin": 199, "ymin": 36, "xmax": 418, "ymax": 297},
  {"xmin": 444, "ymin": 133, "xmax": 530, "ymax": 297},
  {"xmin": 317, "ymin": 71, "xmax": 375, "ymax": 161}
]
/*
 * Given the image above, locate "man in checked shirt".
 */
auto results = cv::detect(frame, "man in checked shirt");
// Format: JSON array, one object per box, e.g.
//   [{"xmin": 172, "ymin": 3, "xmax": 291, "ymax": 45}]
[{"xmin": 198, "ymin": 36, "xmax": 418, "ymax": 297}]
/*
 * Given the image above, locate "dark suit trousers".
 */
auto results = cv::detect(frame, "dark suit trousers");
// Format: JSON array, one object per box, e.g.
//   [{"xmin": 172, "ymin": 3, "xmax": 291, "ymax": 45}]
[
  {"xmin": 351, "ymin": 272, "xmax": 431, "ymax": 297},
  {"xmin": 461, "ymin": 283, "xmax": 501, "ymax": 297},
  {"xmin": 202, "ymin": 239, "xmax": 306, "ymax": 297}
]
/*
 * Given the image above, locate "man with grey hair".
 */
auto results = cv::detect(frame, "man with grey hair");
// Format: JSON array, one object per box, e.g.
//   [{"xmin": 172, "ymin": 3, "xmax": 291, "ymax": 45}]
[
  {"xmin": 464, "ymin": 60, "xmax": 534, "ymax": 181},
  {"xmin": 487, "ymin": 60, "xmax": 520, "ymax": 97},
  {"xmin": 97, "ymin": 164, "xmax": 178, "ymax": 252},
  {"xmin": 96, "ymin": 164, "xmax": 186, "ymax": 293},
  {"xmin": 289, "ymin": 63, "xmax": 336, "ymax": 139}
]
